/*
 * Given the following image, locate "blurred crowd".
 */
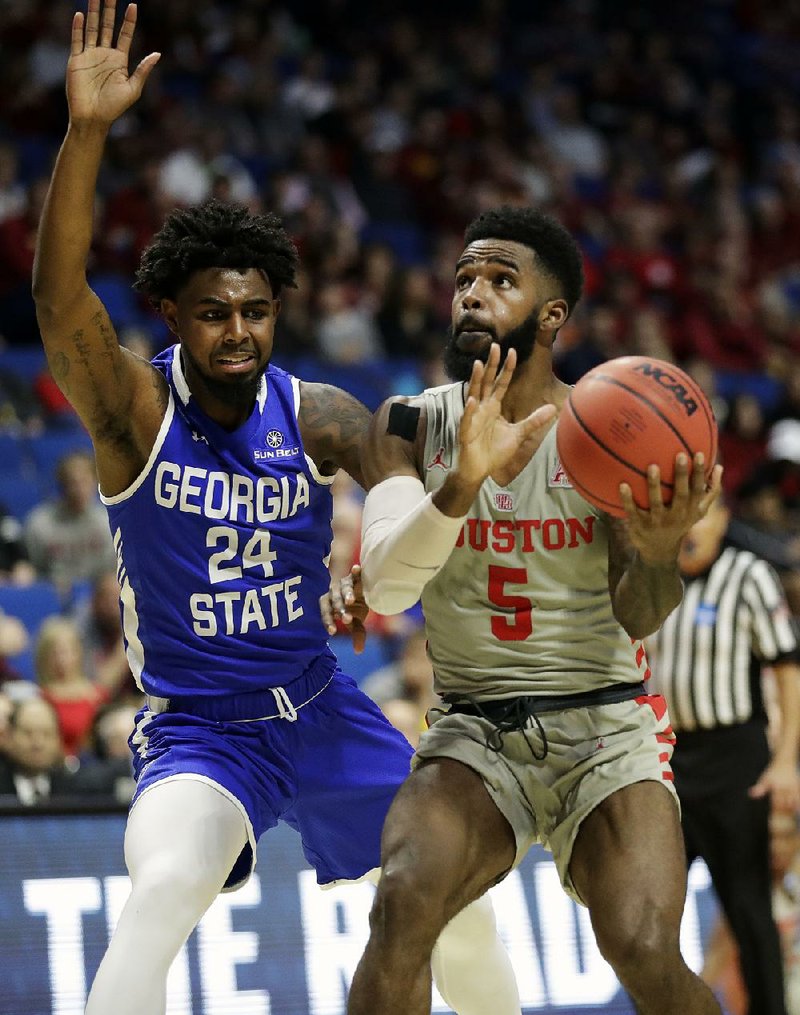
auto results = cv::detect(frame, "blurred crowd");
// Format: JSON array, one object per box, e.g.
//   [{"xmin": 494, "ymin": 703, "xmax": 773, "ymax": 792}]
[{"xmin": 0, "ymin": 0, "xmax": 799, "ymax": 874}]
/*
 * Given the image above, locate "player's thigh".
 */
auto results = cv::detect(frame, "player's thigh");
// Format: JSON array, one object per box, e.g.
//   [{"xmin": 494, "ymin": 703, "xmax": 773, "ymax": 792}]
[
  {"xmin": 570, "ymin": 780, "xmax": 688, "ymax": 935},
  {"xmin": 381, "ymin": 757, "xmax": 517, "ymax": 905},
  {"xmin": 124, "ymin": 778, "xmax": 248, "ymax": 885}
]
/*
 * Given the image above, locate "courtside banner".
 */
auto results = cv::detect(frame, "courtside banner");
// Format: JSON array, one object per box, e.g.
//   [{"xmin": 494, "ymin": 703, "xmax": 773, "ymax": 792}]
[{"xmin": 0, "ymin": 811, "xmax": 718, "ymax": 1014}]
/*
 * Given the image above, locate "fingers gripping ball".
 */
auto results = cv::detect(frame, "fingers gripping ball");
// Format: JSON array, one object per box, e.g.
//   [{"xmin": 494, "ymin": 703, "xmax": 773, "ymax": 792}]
[{"xmin": 556, "ymin": 356, "xmax": 718, "ymax": 517}]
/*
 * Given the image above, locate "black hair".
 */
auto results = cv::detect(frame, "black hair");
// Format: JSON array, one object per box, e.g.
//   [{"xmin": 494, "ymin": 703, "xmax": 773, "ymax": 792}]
[
  {"xmin": 464, "ymin": 206, "xmax": 584, "ymax": 314},
  {"xmin": 134, "ymin": 199, "xmax": 299, "ymax": 305}
]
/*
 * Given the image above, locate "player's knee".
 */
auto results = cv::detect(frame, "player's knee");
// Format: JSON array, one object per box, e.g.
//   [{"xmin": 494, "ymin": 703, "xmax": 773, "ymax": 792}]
[
  {"xmin": 372, "ymin": 865, "xmax": 450, "ymax": 948},
  {"xmin": 130, "ymin": 856, "xmax": 221, "ymax": 916},
  {"xmin": 594, "ymin": 906, "xmax": 678, "ymax": 984}
]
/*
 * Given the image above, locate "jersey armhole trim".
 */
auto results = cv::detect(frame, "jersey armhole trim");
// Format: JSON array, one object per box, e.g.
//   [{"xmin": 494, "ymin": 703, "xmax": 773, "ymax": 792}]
[
  {"xmin": 100, "ymin": 393, "xmax": 176, "ymax": 506},
  {"xmin": 292, "ymin": 375, "xmax": 336, "ymax": 487}
]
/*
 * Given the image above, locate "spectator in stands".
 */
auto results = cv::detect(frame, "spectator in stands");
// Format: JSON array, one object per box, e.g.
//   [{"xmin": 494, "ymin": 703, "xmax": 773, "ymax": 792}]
[
  {"xmin": 0, "ymin": 608, "xmax": 29, "ymax": 686},
  {"xmin": 0, "ymin": 697, "xmax": 76, "ymax": 804},
  {"xmin": 0, "ymin": 366, "xmax": 42, "ymax": 432},
  {"xmin": 360, "ymin": 624, "xmax": 438, "ymax": 723},
  {"xmin": 381, "ymin": 698, "xmax": 424, "ymax": 749},
  {"xmin": 0, "ymin": 505, "xmax": 35, "ymax": 584},
  {"xmin": 0, "ymin": 688, "xmax": 13, "ymax": 755},
  {"xmin": 718, "ymin": 394, "xmax": 769, "ymax": 499},
  {"xmin": 71, "ymin": 569, "xmax": 135, "ymax": 699},
  {"xmin": 315, "ymin": 280, "xmax": 382, "ymax": 363},
  {"xmin": 0, "ymin": 175, "xmax": 49, "ymax": 344},
  {"xmin": 740, "ymin": 420, "xmax": 800, "ymax": 519},
  {"xmin": 23, "ymin": 448, "xmax": 116, "ymax": 598},
  {"xmin": 377, "ymin": 265, "xmax": 440, "ymax": 359},
  {"xmin": 69, "ymin": 700, "xmax": 137, "ymax": 803},
  {"xmin": 0, "ymin": 141, "xmax": 26, "ymax": 224},
  {"xmin": 34, "ymin": 615, "xmax": 109, "ymax": 760}
]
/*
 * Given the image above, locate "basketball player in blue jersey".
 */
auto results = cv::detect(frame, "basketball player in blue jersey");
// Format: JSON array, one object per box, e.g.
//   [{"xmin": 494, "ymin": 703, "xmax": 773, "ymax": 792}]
[
  {"xmin": 345, "ymin": 206, "xmax": 725, "ymax": 1015},
  {"xmin": 32, "ymin": 4, "xmax": 522, "ymax": 1013}
]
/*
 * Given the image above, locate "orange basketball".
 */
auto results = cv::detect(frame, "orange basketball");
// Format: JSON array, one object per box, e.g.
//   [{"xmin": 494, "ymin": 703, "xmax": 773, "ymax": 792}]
[{"xmin": 555, "ymin": 356, "xmax": 718, "ymax": 517}]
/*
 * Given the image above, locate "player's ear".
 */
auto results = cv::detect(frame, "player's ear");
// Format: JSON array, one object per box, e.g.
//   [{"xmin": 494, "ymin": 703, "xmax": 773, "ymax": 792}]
[
  {"xmin": 540, "ymin": 299, "xmax": 568, "ymax": 337},
  {"xmin": 160, "ymin": 299, "xmax": 179, "ymax": 337}
]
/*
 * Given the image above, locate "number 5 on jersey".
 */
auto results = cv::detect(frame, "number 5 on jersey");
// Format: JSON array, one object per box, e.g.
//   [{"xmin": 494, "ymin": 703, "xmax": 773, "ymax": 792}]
[{"xmin": 488, "ymin": 564, "xmax": 533, "ymax": 640}]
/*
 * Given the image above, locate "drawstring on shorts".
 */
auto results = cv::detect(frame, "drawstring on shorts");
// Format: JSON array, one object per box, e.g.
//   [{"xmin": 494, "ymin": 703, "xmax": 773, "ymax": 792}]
[
  {"xmin": 441, "ymin": 682, "xmax": 648, "ymax": 763},
  {"xmin": 457, "ymin": 694, "xmax": 549, "ymax": 761},
  {"xmin": 270, "ymin": 685, "xmax": 299, "ymax": 722}
]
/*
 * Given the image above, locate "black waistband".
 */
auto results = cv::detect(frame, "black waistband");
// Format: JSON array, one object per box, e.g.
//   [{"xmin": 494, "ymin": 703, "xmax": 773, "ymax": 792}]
[{"xmin": 443, "ymin": 681, "xmax": 647, "ymax": 723}]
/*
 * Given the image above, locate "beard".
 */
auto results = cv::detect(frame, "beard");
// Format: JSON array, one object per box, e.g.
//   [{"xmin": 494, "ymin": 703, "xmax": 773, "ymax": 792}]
[
  {"xmin": 442, "ymin": 310, "xmax": 540, "ymax": 382},
  {"xmin": 180, "ymin": 345, "xmax": 265, "ymax": 409}
]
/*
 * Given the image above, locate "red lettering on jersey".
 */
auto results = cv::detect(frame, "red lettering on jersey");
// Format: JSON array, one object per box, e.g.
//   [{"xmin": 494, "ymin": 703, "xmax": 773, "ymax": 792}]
[
  {"xmin": 515, "ymin": 519, "xmax": 539, "ymax": 552},
  {"xmin": 455, "ymin": 516, "xmax": 595, "ymax": 553},
  {"xmin": 467, "ymin": 518, "xmax": 490, "ymax": 551},
  {"xmin": 491, "ymin": 520, "xmax": 515, "ymax": 553},
  {"xmin": 567, "ymin": 516, "xmax": 595, "ymax": 547},
  {"xmin": 542, "ymin": 518, "xmax": 566, "ymax": 549}
]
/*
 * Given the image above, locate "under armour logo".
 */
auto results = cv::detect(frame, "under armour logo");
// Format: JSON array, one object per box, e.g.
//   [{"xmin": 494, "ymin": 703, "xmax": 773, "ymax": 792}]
[
  {"xmin": 192, "ymin": 431, "xmax": 209, "ymax": 445},
  {"xmin": 427, "ymin": 446, "xmax": 449, "ymax": 471}
]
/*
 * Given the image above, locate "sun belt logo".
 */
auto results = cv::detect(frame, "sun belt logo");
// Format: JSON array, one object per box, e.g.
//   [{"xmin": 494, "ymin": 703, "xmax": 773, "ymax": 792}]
[
  {"xmin": 549, "ymin": 460, "xmax": 572, "ymax": 488},
  {"xmin": 254, "ymin": 428, "xmax": 300, "ymax": 461},
  {"xmin": 427, "ymin": 445, "xmax": 449, "ymax": 471}
]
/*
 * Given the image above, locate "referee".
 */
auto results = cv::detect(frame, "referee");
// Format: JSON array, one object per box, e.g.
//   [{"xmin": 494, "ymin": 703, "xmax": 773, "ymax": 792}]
[{"xmin": 650, "ymin": 495, "xmax": 800, "ymax": 1015}]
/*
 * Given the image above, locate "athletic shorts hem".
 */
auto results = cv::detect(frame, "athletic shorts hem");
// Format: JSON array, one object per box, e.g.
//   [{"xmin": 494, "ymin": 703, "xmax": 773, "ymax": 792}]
[
  {"xmin": 131, "ymin": 772, "xmax": 257, "ymax": 893},
  {"xmin": 558, "ymin": 774, "xmax": 679, "ymax": 906},
  {"xmin": 319, "ymin": 866, "xmax": 381, "ymax": 890},
  {"xmin": 412, "ymin": 740, "xmax": 526, "ymax": 861}
]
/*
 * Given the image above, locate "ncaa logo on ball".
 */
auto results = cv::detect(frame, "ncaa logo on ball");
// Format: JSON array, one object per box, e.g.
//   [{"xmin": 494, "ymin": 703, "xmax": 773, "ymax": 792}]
[{"xmin": 632, "ymin": 362, "xmax": 698, "ymax": 416}]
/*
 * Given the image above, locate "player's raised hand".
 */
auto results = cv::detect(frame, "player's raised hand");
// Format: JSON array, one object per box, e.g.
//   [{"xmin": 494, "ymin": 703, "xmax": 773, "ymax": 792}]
[
  {"xmin": 619, "ymin": 453, "xmax": 724, "ymax": 565},
  {"xmin": 456, "ymin": 343, "xmax": 555, "ymax": 488},
  {"xmin": 67, "ymin": 0, "xmax": 160, "ymax": 127},
  {"xmin": 320, "ymin": 564, "xmax": 369, "ymax": 654}
]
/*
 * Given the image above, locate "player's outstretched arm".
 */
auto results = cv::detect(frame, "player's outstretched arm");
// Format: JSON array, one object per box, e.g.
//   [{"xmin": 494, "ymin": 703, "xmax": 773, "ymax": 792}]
[
  {"xmin": 32, "ymin": 1, "xmax": 162, "ymax": 493},
  {"xmin": 608, "ymin": 453, "xmax": 723, "ymax": 638}
]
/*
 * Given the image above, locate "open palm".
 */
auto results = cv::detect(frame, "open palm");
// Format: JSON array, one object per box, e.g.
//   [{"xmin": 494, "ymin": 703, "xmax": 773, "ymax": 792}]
[
  {"xmin": 458, "ymin": 344, "xmax": 556, "ymax": 487},
  {"xmin": 67, "ymin": 0, "xmax": 159, "ymax": 126}
]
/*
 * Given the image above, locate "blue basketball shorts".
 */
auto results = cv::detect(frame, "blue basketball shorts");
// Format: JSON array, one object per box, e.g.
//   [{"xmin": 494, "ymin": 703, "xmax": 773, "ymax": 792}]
[{"xmin": 129, "ymin": 667, "xmax": 414, "ymax": 892}]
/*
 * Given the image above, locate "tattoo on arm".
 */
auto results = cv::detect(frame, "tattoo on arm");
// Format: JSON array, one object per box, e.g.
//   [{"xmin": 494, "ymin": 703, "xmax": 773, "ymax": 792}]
[
  {"xmin": 299, "ymin": 384, "xmax": 371, "ymax": 483},
  {"xmin": 51, "ymin": 350, "xmax": 71, "ymax": 396}
]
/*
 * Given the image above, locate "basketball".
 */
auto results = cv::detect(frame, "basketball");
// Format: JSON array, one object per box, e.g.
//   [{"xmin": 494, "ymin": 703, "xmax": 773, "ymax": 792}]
[{"xmin": 555, "ymin": 356, "xmax": 718, "ymax": 517}]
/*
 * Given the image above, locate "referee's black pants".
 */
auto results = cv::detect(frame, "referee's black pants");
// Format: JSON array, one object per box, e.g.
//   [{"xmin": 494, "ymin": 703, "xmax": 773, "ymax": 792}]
[{"xmin": 673, "ymin": 722, "xmax": 787, "ymax": 1015}]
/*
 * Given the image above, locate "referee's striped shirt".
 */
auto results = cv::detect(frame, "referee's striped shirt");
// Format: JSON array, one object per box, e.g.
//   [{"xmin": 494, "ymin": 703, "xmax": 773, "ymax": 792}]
[{"xmin": 649, "ymin": 546, "xmax": 800, "ymax": 732}]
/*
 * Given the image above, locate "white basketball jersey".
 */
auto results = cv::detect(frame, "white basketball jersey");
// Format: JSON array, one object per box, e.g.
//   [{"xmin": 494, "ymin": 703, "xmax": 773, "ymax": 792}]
[{"xmin": 420, "ymin": 382, "xmax": 649, "ymax": 699}]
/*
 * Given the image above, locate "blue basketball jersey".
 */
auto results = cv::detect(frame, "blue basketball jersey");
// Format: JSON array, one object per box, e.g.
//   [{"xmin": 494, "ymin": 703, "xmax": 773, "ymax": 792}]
[{"xmin": 103, "ymin": 345, "xmax": 336, "ymax": 698}]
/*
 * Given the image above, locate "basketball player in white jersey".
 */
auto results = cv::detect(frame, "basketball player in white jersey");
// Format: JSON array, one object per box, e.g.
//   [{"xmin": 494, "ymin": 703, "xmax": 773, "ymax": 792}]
[
  {"xmin": 32, "ymin": 4, "xmax": 524, "ymax": 1013},
  {"xmin": 347, "ymin": 207, "xmax": 725, "ymax": 1014}
]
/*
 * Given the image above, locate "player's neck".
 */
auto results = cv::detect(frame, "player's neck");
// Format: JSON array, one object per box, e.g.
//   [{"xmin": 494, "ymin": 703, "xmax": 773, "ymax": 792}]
[{"xmin": 501, "ymin": 345, "xmax": 568, "ymax": 422}]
